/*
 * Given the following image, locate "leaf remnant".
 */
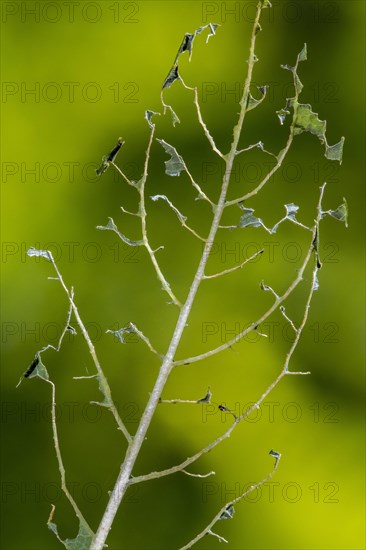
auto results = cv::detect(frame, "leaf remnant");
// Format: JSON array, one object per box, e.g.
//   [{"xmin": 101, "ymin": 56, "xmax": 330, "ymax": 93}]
[
  {"xmin": 96, "ymin": 137, "xmax": 124, "ymax": 176},
  {"xmin": 197, "ymin": 387, "xmax": 212, "ymax": 404},
  {"xmin": 27, "ymin": 247, "xmax": 52, "ymax": 261},
  {"xmin": 23, "ymin": 354, "xmax": 49, "ymax": 382},
  {"xmin": 157, "ymin": 139, "xmax": 185, "ymax": 177},
  {"xmin": 161, "ymin": 23, "xmax": 219, "ymax": 123},
  {"xmin": 24, "ymin": 354, "xmax": 40, "ymax": 378},
  {"xmin": 324, "ymin": 198, "xmax": 348, "ymax": 227}
]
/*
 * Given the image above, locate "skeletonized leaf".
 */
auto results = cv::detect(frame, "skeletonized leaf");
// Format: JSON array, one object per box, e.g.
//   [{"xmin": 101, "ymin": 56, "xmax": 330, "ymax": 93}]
[{"xmin": 157, "ymin": 139, "xmax": 185, "ymax": 177}]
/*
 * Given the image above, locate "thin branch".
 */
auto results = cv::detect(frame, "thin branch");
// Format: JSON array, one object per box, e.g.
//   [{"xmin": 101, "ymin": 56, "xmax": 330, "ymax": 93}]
[
  {"xmin": 181, "ymin": 154, "xmax": 215, "ymax": 206},
  {"xmin": 110, "ymin": 161, "xmax": 136, "ymax": 187},
  {"xmin": 225, "ymin": 46, "xmax": 305, "ymax": 207},
  {"xmin": 90, "ymin": 5, "xmax": 310, "ymax": 549},
  {"xmin": 129, "ymin": 322, "xmax": 162, "ymax": 357},
  {"xmin": 203, "ymin": 248, "xmax": 264, "ymax": 279},
  {"xmin": 159, "ymin": 386, "xmax": 212, "ymax": 405},
  {"xmin": 236, "ymin": 140, "xmax": 277, "ymax": 158},
  {"xmin": 138, "ymin": 126, "xmax": 182, "ymax": 307},
  {"xmin": 46, "ymin": 378, "xmax": 93, "ymax": 530},
  {"xmin": 47, "ymin": 253, "xmax": 133, "ymax": 444},
  {"xmin": 181, "ymin": 79, "xmax": 225, "ymax": 160},
  {"xmin": 179, "ymin": 453, "xmax": 280, "ymax": 550},
  {"xmin": 151, "ymin": 194, "xmax": 206, "ymax": 242},
  {"xmin": 174, "ymin": 218, "xmax": 318, "ymax": 367},
  {"xmin": 129, "ymin": 187, "xmax": 326, "ymax": 490},
  {"xmin": 182, "ymin": 470, "xmax": 216, "ymax": 478},
  {"xmin": 279, "ymin": 305, "xmax": 297, "ymax": 332}
]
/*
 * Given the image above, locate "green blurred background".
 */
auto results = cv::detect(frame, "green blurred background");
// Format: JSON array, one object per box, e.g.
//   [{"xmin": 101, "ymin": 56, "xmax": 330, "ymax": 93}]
[{"xmin": 1, "ymin": 1, "xmax": 365, "ymax": 549}]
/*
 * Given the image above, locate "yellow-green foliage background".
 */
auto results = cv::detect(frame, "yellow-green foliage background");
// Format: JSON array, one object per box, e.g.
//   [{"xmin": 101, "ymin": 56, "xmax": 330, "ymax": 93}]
[{"xmin": 1, "ymin": 1, "xmax": 365, "ymax": 549}]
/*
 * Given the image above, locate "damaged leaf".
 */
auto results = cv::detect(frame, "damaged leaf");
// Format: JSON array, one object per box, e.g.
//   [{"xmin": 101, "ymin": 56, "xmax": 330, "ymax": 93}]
[
  {"xmin": 48, "ymin": 519, "xmax": 94, "ymax": 550},
  {"xmin": 96, "ymin": 138, "xmax": 124, "ymax": 176},
  {"xmin": 27, "ymin": 247, "xmax": 51, "ymax": 261},
  {"xmin": 157, "ymin": 139, "xmax": 185, "ymax": 177},
  {"xmin": 325, "ymin": 198, "xmax": 348, "ymax": 227},
  {"xmin": 161, "ymin": 23, "xmax": 219, "ymax": 123},
  {"xmin": 197, "ymin": 387, "xmax": 212, "ymax": 404}
]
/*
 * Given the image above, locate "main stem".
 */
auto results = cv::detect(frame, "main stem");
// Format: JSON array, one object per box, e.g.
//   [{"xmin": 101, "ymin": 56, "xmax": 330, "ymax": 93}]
[{"xmin": 90, "ymin": 5, "xmax": 262, "ymax": 548}]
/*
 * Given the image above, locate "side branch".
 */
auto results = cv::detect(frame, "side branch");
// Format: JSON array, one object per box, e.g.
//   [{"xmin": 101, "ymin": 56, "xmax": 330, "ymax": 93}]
[
  {"xmin": 179, "ymin": 452, "xmax": 280, "ymax": 550},
  {"xmin": 47, "ymin": 254, "xmax": 132, "ymax": 443},
  {"xmin": 174, "ymin": 220, "xmax": 317, "ymax": 367},
  {"xmin": 203, "ymin": 248, "xmax": 264, "ymax": 279}
]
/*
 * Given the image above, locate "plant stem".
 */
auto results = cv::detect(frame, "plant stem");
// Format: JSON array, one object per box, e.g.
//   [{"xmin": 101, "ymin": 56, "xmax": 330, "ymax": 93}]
[{"xmin": 90, "ymin": 4, "xmax": 264, "ymax": 549}]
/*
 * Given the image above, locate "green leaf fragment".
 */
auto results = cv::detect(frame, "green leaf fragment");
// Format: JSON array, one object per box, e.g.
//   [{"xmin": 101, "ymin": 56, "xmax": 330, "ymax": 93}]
[
  {"xmin": 157, "ymin": 139, "xmax": 185, "ymax": 176},
  {"xmin": 294, "ymin": 73, "xmax": 303, "ymax": 95},
  {"xmin": 48, "ymin": 520, "xmax": 94, "ymax": 550},
  {"xmin": 24, "ymin": 354, "xmax": 49, "ymax": 381},
  {"xmin": 247, "ymin": 85, "xmax": 268, "ymax": 111},
  {"xmin": 325, "ymin": 137, "xmax": 345, "ymax": 163},
  {"xmin": 293, "ymin": 102, "xmax": 326, "ymax": 138},
  {"xmin": 326, "ymin": 198, "xmax": 348, "ymax": 227},
  {"xmin": 238, "ymin": 208, "xmax": 264, "ymax": 229},
  {"xmin": 297, "ymin": 43, "xmax": 307, "ymax": 62},
  {"xmin": 162, "ymin": 23, "xmax": 219, "ymax": 90}
]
